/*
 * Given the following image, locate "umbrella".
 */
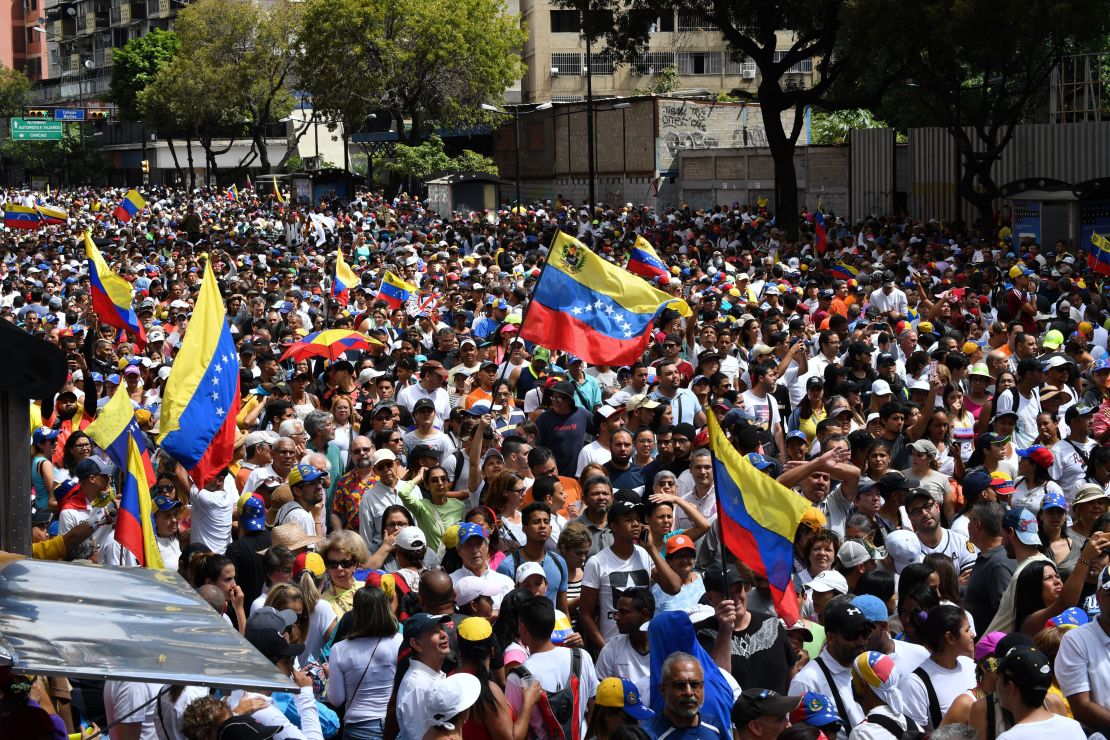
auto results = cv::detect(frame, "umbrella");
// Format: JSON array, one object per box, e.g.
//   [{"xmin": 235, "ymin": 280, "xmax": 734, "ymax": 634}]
[{"xmin": 278, "ymin": 329, "xmax": 382, "ymax": 362}]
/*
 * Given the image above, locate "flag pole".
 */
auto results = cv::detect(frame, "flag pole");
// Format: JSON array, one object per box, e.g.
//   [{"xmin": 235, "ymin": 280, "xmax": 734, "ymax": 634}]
[
  {"xmin": 495, "ymin": 229, "xmax": 559, "ymax": 384},
  {"xmin": 705, "ymin": 416, "xmax": 733, "ymax": 579}
]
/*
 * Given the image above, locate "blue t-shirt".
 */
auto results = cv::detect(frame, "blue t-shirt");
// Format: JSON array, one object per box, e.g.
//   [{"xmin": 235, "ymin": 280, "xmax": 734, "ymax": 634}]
[
  {"xmin": 497, "ymin": 550, "xmax": 568, "ymax": 606},
  {"xmin": 643, "ymin": 715, "xmax": 726, "ymax": 739}
]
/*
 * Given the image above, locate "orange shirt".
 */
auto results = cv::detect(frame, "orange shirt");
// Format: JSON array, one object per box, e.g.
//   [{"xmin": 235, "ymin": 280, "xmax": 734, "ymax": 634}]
[
  {"xmin": 829, "ymin": 298, "xmax": 849, "ymax": 317},
  {"xmin": 464, "ymin": 388, "xmax": 493, "ymax": 410},
  {"xmin": 523, "ymin": 475, "xmax": 583, "ymax": 519}
]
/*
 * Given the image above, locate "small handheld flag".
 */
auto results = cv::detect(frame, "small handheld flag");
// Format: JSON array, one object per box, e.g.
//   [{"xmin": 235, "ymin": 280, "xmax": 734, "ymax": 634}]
[
  {"xmin": 113, "ymin": 189, "xmax": 146, "ymax": 222},
  {"xmin": 226, "ymin": 184, "xmax": 239, "ymax": 202},
  {"xmin": 272, "ymin": 178, "xmax": 286, "ymax": 204},
  {"xmin": 377, "ymin": 271, "xmax": 417, "ymax": 310},
  {"xmin": 85, "ymin": 232, "xmax": 147, "ymax": 347},
  {"xmin": 333, "ymin": 246, "xmax": 359, "ymax": 306}
]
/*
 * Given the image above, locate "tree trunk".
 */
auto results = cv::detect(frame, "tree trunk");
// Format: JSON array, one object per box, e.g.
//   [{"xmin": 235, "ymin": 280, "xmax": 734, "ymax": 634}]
[
  {"xmin": 957, "ymin": 145, "xmax": 1002, "ymax": 237},
  {"xmin": 254, "ymin": 126, "xmax": 271, "ymax": 171},
  {"xmin": 186, "ymin": 137, "xmax": 196, "ymax": 190},
  {"xmin": 761, "ymin": 96, "xmax": 801, "ymax": 240}
]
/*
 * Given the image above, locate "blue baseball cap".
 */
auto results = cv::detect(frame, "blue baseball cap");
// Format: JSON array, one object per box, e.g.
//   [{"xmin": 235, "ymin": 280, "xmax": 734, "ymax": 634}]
[
  {"xmin": 457, "ymin": 522, "xmax": 489, "ymax": 544},
  {"xmin": 465, "ymin": 403, "xmax": 492, "ymax": 416},
  {"xmin": 288, "ymin": 464, "xmax": 325, "ymax": 487},
  {"xmin": 747, "ymin": 453, "xmax": 774, "ymax": 471},
  {"xmin": 106, "ymin": 374, "xmax": 121, "ymax": 385},
  {"xmin": 1093, "ymin": 359, "xmax": 1110, "ymax": 373},
  {"xmin": 151, "ymin": 494, "xmax": 183, "ymax": 512},
  {"xmin": 595, "ymin": 677, "xmax": 655, "ymax": 720},
  {"xmin": 851, "ymin": 594, "xmax": 889, "ymax": 624},
  {"xmin": 1003, "ymin": 506, "xmax": 1040, "ymax": 546},
  {"xmin": 1041, "ymin": 490, "xmax": 1067, "ymax": 512},
  {"xmin": 786, "ymin": 430, "xmax": 808, "ymax": 443},
  {"xmin": 790, "ymin": 692, "xmax": 841, "ymax": 728},
  {"xmin": 240, "ymin": 496, "xmax": 266, "ymax": 532},
  {"xmin": 32, "ymin": 426, "xmax": 60, "ymax": 444}
]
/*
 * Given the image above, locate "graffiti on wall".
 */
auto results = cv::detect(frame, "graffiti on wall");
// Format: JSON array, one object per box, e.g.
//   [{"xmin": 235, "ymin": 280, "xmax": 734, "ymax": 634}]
[{"xmin": 656, "ymin": 100, "xmax": 770, "ymax": 175}]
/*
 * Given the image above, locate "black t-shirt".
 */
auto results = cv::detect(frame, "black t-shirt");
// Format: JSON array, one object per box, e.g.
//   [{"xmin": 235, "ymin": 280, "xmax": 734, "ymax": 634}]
[
  {"xmin": 696, "ymin": 610, "xmax": 796, "ymax": 694},
  {"xmin": 536, "ymin": 407, "xmax": 590, "ymax": 477}
]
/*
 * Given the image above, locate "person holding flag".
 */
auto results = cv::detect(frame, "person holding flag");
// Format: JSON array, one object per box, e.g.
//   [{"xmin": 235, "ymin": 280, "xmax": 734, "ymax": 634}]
[
  {"xmin": 85, "ymin": 231, "xmax": 147, "ymax": 348},
  {"xmin": 333, "ymin": 245, "xmax": 359, "ymax": 306}
]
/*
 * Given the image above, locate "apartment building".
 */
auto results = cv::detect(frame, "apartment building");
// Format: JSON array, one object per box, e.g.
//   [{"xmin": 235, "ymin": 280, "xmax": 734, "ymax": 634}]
[{"xmin": 518, "ymin": 0, "xmax": 815, "ymax": 103}]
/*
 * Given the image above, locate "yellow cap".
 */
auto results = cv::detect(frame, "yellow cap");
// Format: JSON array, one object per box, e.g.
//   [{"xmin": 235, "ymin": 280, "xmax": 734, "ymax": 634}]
[
  {"xmin": 918, "ymin": 321, "xmax": 934, "ymax": 334},
  {"xmin": 457, "ymin": 616, "xmax": 493, "ymax": 642},
  {"xmin": 961, "ymin": 341, "xmax": 979, "ymax": 355},
  {"xmin": 442, "ymin": 523, "xmax": 461, "ymax": 550},
  {"xmin": 800, "ymin": 507, "xmax": 827, "ymax": 531}
]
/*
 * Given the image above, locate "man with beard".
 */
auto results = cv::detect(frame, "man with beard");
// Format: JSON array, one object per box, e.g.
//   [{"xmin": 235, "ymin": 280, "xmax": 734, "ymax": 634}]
[
  {"xmin": 333, "ymin": 436, "xmax": 375, "ymax": 531},
  {"xmin": 603, "ymin": 428, "xmax": 643, "ymax": 492},
  {"xmin": 789, "ymin": 597, "xmax": 874, "ymax": 734},
  {"xmin": 644, "ymin": 653, "xmax": 726, "ymax": 738}
]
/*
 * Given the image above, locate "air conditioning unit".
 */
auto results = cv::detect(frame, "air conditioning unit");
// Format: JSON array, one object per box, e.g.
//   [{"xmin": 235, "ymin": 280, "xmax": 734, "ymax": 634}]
[
  {"xmin": 581, "ymin": 66, "xmax": 588, "ymax": 75},
  {"xmin": 741, "ymin": 69, "xmax": 756, "ymax": 79},
  {"xmin": 550, "ymin": 66, "xmax": 559, "ymax": 76}
]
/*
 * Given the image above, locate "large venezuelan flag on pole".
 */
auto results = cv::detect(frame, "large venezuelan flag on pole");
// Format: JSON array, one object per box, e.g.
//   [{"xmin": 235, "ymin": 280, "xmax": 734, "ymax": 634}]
[
  {"xmin": 85, "ymin": 386, "xmax": 162, "ymax": 568},
  {"xmin": 706, "ymin": 410, "xmax": 811, "ymax": 624},
  {"xmin": 831, "ymin": 260, "xmax": 859, "ymax": 281},
  {"xmin": 113, "ymin": 189, "xmax": 146, "ymax": 222},
  {"xmin": 333, "ymin": 245, "xmax": 359, "ymax": 306},
  {"xmin": 86, "ymin": 232, "xmax": 147, "ymax": 347},
  {"xmin": 627, "ymin": 235, "xmax": 669, "ymax": 283},
  {"xmin": 519, "ymin": 231, "xmax": 691, "ymax": 366},
  {"xmin": 35, "ymin": 204, "xmax": 67, "ymax": 225},
  {"xmin": 158, "ymin": 257, "xmax": 241, "ymax": 488},
  {"xmin": 377, "ymin": 271, "xmax": 417, "ymax": 310}
]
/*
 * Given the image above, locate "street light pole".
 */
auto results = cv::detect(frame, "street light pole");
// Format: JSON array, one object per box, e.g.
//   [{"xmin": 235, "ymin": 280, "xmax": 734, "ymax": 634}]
[
  {"xmin": 585, "ymin": 34, "xmax": 596, "ymax": 214},
  {"xmin": 514, "ymin": 107, "xmax": 521, "ymax": 208}
]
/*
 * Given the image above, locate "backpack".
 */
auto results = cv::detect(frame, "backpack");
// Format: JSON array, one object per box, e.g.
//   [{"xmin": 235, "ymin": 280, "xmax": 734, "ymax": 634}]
[
  {"xmin": 865, "ymin": 711, "xmax": 925, "ymax": 740},
  {"xmin": 511, "ymin": 648, "xmax": 583, "ymax": 740}
]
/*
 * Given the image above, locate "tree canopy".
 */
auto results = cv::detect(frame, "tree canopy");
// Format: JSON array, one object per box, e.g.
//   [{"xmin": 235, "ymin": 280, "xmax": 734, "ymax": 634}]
[{"xmin": 109, "ymin": 29, "xmax": 180, "ymax": 122}]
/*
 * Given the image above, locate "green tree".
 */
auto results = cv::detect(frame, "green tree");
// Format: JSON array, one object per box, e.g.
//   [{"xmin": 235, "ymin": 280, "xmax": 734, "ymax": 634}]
[
  {"xmin": 0, "ymin": 66, "xmax": 31, "ymax": 117},
  {"xmin": 109, "ymin": 29, "xmax": 180, "ymax": 122},
  {"xmin": 877, "ymin": 0, "xmax": 1110, "ymax": 232},
  {"xmin": 298, "ymin": 0, "xmax": 526, "ymax": 146},
  {"xmin": 3, "ymin": 125, "xmax": 105, "ymax": 183},
  {"xmin": 632, "ymin": 65, "xmax": 680, "ymax": 96},
  {"xmin": 383, "ymin": 134, "xmax": 498, "ymax": 180},
  {"xmin": 172, "ymin": 0, "xmax": 301, "ymax": 171},
  {"xmin": 810, "ymin": 109, "xmax": 889, "ymax": 145},
  {"xmin": 561, "ymin": 0, "xmax": 907, "ymax": 236}
]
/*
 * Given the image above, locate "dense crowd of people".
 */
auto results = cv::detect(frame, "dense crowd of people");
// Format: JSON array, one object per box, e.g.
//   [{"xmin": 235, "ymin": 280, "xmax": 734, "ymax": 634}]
[{"xmin": 6, "ymin": 183, "xmax": 1110, "ymax": 740}]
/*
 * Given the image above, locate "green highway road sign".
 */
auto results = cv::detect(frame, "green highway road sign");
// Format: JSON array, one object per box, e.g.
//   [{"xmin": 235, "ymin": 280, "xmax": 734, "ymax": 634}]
[{"xmin": 10, "ymin": 118, "xmax": 64, "ymax": 141}]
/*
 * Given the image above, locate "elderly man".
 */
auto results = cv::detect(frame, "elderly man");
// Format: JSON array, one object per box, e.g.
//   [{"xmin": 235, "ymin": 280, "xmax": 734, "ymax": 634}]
[
  {"xmin": 644, "ymin": 652, "xmax": 727, "ymax": 738},
  {"xmin": 243, "ymin": 436, "xmax": 299, "ymax": 493}
]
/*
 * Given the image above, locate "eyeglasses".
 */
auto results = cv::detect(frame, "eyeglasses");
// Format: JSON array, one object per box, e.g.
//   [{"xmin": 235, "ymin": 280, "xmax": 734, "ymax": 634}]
[
  {"xmin": 510, "ymin": 487, "xmax": 526, "ymax": 494},
  {"xmin": 907, "ymin": 501, "xmax": 937, "ymax": 517},
  {"xmin": 352, "ymin": 448, "xmax": 372, "ymax": 454},
  {"xmin": 153, "ymin": 484, "xmax": 175, "ymax": 494},
  {"xmin": 325, "ymin": 558, "xmax": 355, "ymax": 570}
]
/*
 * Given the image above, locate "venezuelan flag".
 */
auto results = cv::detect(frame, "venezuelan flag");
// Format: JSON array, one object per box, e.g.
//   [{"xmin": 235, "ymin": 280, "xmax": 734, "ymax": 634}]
[
  {"xmin": 226, "ymin": 184, "xmax": 239, "ymax": 202},
  {"xmin": 113, "ymin": 189, "xmax": 146, "ymax": 222},
  {"xmin": 377, "ymin": 271, "xmax": 417, "ymax": 310},
  {"xmin": 35, "ymin": 203, "xmax": 67, "ymax": 225},
  {"xmin": 158, "ymin": 258, "xmax": 241, "ymax": 488},
  {"xmin": 84, "ymin": 385, "xmax": 162, "ymax": 568},
  {"xmin": 272, "ymin": 177, "xmax": 286, "ymax": 204},
  {"xmin": 333, "ymin": 245, "xmax": 359, "ymax": 306},
  {"xmin": 1089, "ymin": 232, "xmax": 1110, "ymax": 276},
  {"xmin": 627, "ymin": 235, "xmax": 669, "ymax": 282},
  {"xmin": 706, "ymin": 410, "xmax": 811, "ymax": 624},
  {"xmin": 4, "ymin": 204, "xmax": 40, "ymax": 229},
  {"xmin": 519, "ymin": 231, "xmax": 691, "ymax": 366},
  {"xmin": 86, "ymin": 232, "xmax": 147, "ymax": 347},
  {"xmin": 831, "ymin": 260, "xmax": 858, "ymax": 280},
  {"xmin": 813, "ymin": 211, "xmax": 828, "ymax": 254}
]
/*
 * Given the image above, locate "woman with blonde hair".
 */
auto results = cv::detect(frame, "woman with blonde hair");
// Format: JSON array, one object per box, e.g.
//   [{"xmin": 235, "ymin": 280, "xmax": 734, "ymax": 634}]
[
  {"xmin": 319, "ymin": 530, "xmax": 369, "ymax": 616},
  {"xmin": 265, "ymin": 579, "xmax": 337, "ymax": 665}
]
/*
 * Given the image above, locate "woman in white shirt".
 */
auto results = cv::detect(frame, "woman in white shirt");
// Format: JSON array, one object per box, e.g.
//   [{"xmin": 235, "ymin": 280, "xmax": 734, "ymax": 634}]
[
  {"xmin": 326, "ymin": 586, "xmax": 403, "ymax": 740},
  {"xmin": 1012, "ymin": 445, "xmax": 1063, "ymax": 512},
  {"xmin": 898, "ymin": 604, "xmax": 976, "ymax": 731},
  {"xmin": 265, "ymin": 580, "xmax": 337, "ymax": 666}
]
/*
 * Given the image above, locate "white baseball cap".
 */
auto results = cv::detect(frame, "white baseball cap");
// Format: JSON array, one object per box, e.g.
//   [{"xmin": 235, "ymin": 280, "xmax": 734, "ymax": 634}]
[
  {"xmin": 871, "ymin": 379, "xmax": 892, "ymax": 396},
  {"xmin": 455, "ymin": 575, "xmax": 503, "ymax": 606},
  {"xmin": 514, "ymin": 561, "xmax": 547, "ymax": 585},
  {"xmin": 371, "ymin": 449, "xmax": 396, "ymax": 467},
  {"xmin": 806, "ymin": 570, "xmax": 848, "ymax": 594},
  {"xmin": 396, "ymin": 526, "xmax": 427, "ymax": 552},
  {"xmin": 426, "ymin": 674, "xmax": 482, "ymax": 731},
  {"xmin": 884, "ymin": 529, "xmax": 924, "ymax": 574}
]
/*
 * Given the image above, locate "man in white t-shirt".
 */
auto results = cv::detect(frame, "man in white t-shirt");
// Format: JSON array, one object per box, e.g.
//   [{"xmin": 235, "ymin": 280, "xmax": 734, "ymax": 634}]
[
  {"xmin": 449, "ymin": 522, "xmax": 515, "ymax": 608},
  {"xmin": 741, "ymin": 361, "xmax": 785, "ymax": 457},
  {"xmin": 1056, "ymin": 566, "xmax": 1110, "ymax": 731},
  {"xmin": 594, "ymin": 586, "xmax": 653, "ymax": 702},
  {"xmin": 189, "ymin": 470, "xmax": 239, "ymax": 554},
  {"xmin": 905, "ymin": 488, "xmax": 976, "ymax": 575},
  {"xmin": 104, "ymin": 679, "xmax": 163, "ymax": 740},
  {"xmin": 506, "ymin": 594, "xmax": 599, "ymax": 740},
  {"xmin": 578, "ymin": 494, "xmax": 682, "ymax": 651}
]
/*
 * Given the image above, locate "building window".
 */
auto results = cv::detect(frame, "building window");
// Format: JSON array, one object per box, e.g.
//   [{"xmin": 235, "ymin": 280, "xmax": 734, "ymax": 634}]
[
  {"xmin": 676, "ymin": 12, "xmax": 715, "ymax": 32},
  {"xmin": 551, "ymin": 96, "xmax": 584, "ymax": 103},
  {"xmin": 677, "ymin": 51, "xmax": 721, "ymax": 75},
  {"xmin": 588, "ymin": 51, "xmax": 615, "ymax": 75},
  {"xmin": 550, "ymin": 52, "xmax": 582, "ymax": 76},
  {"xmin": 724, "ymin": 55, "xmax": 756, "ymax": 75},
  {"xmin": 549, "ymin": 10, "xmax": 580, "ymax": 33},
  {"xmin": 773, "ymin": 49, "xmax": 814, "ymax": 73},
  {"xmin": 636, "ymin": 51, "xmax": 675, "ymax": 75}
]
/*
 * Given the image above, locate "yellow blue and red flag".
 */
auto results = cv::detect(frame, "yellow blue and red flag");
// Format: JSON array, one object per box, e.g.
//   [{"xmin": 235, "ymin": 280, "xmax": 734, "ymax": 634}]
[
  {"xmin": 226, "ymin": 184, "xmax": 239, "ymax": 202},
  {"xmin": 377, "ymin": 271, "xmax": 417, "ymax": 310},
  {"xmin": 113, "ymin": 189, "xmax": 146, "ymax": 222},
  {"xmin": 272, "ymin": 177, "xmax": 286, "ymax": 204},
  {"xmin": 1088, "ymin": 232, "xmax": 1110, "ymax": 276},
  {"xmin": 5, "ymin": 203, "xmax": 40, "ymax": 229},
  {"xmin": 158, "ymin": 257, "xmax": 241, "ymax": 488},
  {"xmin": 706, "ymin": 410, "xmax": 811, "ymax": 624},
  {"xmin": 519, "ymin": 231, "xmax": 690, "ymax": 366},
  {"xmin": 84, "ymin": 385, "xmax": 162, "ymax": 568},
  {"xmin": 85, "ymin": 232, "xmax": 147, "ymax": 347},
  {"xmin": 813, "ymin": 211, "xmax": 828, "ymax": 254},
  {"xmin": 831, "ymin": 259, "xmax": 859, "ymax": 281},
  {"xmin": 627, "ymin": 235, "xmax": 669, "ymax": 283},
  {"xmin": 35, "ymin": 203, "xmax": 67, "ymax": 225},
  {"xmin": 333, "ymin": 245, "xmax": 359, "ymax": 306}
]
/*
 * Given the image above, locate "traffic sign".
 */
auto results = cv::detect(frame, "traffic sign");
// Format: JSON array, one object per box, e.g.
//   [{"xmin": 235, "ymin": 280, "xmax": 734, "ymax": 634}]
[
  {"xmin": 54, "ymin": 108, "xmax": 85, "ymax": 121},
  {"xmin": 10, "ymin": 118, "xmax": 64, "ymax": 141}
]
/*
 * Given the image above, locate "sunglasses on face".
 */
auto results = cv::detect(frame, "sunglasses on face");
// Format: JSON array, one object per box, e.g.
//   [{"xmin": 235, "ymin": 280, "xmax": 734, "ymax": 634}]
[{"xmin": 325, "ymin": 558, "xmax": 355, "ymax": 570}]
